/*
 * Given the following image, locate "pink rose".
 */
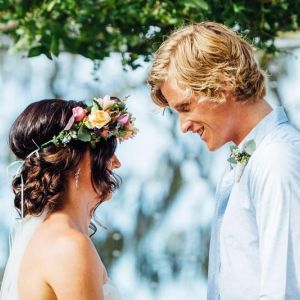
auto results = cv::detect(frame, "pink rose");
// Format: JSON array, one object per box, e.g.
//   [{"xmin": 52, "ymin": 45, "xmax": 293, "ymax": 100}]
[
  {"xmin": 72, "ymin": 107, "xmax": 87, "ymax": 122},
  {"xmin": 118, "ymin": 113, "xmax": 130, "ymax": 126}
]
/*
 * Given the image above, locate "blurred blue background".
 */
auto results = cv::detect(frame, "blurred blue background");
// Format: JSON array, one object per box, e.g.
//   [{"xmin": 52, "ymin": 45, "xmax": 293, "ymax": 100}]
[{"xmin": 1, "ymin": 43, "xmax": 300, "ymax": 299}]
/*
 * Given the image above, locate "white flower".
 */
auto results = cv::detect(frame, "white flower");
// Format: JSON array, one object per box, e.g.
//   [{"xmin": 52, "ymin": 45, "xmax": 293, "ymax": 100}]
[
  {"xmin": 62, "ymin": 136, "xmax": 72, "ymax": 144},
  {"xmin": 96, "ymin": 95, "xmax": 115, "ymax": 110}
]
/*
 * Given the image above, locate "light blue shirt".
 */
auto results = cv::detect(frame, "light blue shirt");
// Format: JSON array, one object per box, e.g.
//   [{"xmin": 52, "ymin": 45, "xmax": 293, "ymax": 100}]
[{"xmin": 207, "ymin": 107, "xmax": 300, "ymax": 300}]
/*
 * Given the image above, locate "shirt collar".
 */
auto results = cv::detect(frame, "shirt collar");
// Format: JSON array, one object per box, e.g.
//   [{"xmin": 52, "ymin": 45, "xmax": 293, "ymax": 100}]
[{"xmin": 238, "ymin": 106, "xmax": 289, "ymax": 150}]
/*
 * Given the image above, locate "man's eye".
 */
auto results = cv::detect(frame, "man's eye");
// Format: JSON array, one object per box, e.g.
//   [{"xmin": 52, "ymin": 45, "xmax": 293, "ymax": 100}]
[{"xmin": 180, "ymin": 106, "xmax": 190, "ymax": 112}]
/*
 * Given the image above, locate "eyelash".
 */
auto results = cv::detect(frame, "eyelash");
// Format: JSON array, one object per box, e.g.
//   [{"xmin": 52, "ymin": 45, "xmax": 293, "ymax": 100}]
[{"xmin": 180, "ymin": 107, "xmax": 189, "ymax": 112}]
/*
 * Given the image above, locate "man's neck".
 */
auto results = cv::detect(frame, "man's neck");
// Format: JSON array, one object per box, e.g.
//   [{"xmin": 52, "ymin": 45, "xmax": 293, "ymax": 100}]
[{"xmin": 233, "ymin": 99, "xmax": 273, "ymax": 146}]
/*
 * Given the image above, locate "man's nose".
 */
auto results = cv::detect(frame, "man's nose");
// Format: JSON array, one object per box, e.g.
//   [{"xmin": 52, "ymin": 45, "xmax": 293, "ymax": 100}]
[{"xmin": 181, "ymin": 119, "xmax": 192, "ymax": 133}]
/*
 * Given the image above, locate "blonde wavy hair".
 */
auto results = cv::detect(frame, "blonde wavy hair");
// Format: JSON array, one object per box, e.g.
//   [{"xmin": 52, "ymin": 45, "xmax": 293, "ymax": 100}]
[{"xmin": 148, "ymin": 22, "xmax": 266, "ymax": 107}]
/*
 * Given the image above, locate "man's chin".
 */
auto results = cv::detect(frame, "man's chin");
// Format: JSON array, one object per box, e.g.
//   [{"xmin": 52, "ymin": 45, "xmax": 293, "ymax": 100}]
[{"xmin": 205, "ymin": 141, "xmax": 224, "ymax": 152}]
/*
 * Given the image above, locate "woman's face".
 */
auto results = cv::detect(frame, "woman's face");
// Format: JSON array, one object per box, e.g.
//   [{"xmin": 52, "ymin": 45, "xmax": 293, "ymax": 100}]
[
  {"xmin": 104, "ymin": 154, "xmax": 121, "ymax": 201},
  {"xmin": 107, "ymin": 154, "xmax": 121, "ymax": 171}
]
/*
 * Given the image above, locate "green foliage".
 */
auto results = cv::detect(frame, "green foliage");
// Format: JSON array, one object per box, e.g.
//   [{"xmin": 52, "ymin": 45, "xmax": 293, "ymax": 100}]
[
  {"xmin": 228, "ymin": 139, "xmax": 256, "ymax": 165},
  {"xmin": 0, "ymin": 0, "xmax": 299, "ymax": 68},
  {"xmin": 77, "ymin": 125, "xmax": 91, "ymax": 142}
]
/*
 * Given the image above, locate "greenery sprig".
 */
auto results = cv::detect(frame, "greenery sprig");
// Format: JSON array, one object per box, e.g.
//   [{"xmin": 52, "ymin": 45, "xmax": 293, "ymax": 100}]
[{"xmin": 228, "ymin": 139, "xmax": 256, "ymax": 166}]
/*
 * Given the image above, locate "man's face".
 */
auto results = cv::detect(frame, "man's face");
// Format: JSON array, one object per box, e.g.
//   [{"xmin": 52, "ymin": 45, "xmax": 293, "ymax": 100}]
[{"xmin": 161, "ymin": 79, "xmax": 239, "ymax": 151}]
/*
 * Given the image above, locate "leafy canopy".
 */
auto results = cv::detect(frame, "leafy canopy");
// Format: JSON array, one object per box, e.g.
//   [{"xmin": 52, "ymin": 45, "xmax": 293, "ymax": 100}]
[{"xmin": 0, "ymin": 0, "xmax": 299, "ymax": 68}]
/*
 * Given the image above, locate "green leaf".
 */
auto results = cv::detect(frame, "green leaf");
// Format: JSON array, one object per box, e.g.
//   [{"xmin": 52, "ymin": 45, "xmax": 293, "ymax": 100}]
[
  {"xmin": 87, "ymin": 106, "xmax": 92, "ymax": 113},
  {"xmin": 194, "ymin": 0, "xmax": 209, "ymax": 10},
  {"xmin": 90, "ymin": 141, "xmax": 96, "ymax": 149},
  {"xmin": 93, "ymin": 100, "xmax": 101, "ymax": 110},
  {"xmin": 78, "ymin": 125, "xmax": 91, "ymax": 142},
  {"xmin": 233, "ymin": 3, "xmax": 245, "ymax": 13},
  {"xmin": 263, "ymin": 21, "xmax": 271, "ymax": 31},
  {"xmin": 50, "ymin": 37, "xmax": 59, "ymax": 56},
  {"xmin": 44, "ymin": 49, "xmax": 52, "ymax": 60},
  {"xmin": 227, "ymin": 157, "xmax": 237, "ymax": 164},
  {"xmin": 47, "ymin": 0, "xmax": 57, "ymax": 12},
  {"xmin": 244, "ymin": 139, "xmax": 256, "ymax": 155},
  {"xmin": 28, "ymin": 46, "xmax": 52, "ymax": 59},
  {"xmin": 118, "ymin": 131, "xmax": 126, "ymax": 137},
  {"xmin": 28, "ymin": 46, "xmax": 44, "ymax": 57},
  {"xmin": 230, "ymin": 144, "xmax": 238, "ymax": 152}
]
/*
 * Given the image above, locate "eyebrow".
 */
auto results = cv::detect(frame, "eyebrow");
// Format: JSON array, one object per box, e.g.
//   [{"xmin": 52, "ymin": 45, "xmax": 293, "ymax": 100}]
[{"xmin": 173, "ymin": 101, "xmax": 191, "ymax": 112}]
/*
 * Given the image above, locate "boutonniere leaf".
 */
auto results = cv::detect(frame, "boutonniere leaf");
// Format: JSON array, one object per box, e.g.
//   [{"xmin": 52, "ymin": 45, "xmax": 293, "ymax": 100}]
[
  {"xmin": 228, "ymin": 139, "xmax": 256, "ymax": 182},
  {"xmin": 244, "ymin": 139, "xmax": 256, "ymax": 155}
]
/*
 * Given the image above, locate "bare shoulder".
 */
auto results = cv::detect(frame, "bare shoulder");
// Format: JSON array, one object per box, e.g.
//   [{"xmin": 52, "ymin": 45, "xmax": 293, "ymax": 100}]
[
  {"xmin": 19, "ymin": 218, "xmax": 106, "ymax": 300},
  {"xmin": 38, "ymin": 225, "xmax": 105, "ymax": 299},
  {"xmin": 49, "ymin": 227, "xmax": 96, "ymax": 256}
]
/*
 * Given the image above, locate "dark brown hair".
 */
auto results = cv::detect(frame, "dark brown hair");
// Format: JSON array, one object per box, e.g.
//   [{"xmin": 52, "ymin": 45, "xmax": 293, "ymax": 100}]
[{"xmin": 9, "ymin": 99, "xmax": 120, "ymax": 217}]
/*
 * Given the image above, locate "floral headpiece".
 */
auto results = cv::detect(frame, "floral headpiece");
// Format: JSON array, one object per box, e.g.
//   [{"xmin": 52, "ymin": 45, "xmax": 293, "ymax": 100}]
[{"xmin": 42, "ymin": 95, "xmax": 138, "ymax": 149}]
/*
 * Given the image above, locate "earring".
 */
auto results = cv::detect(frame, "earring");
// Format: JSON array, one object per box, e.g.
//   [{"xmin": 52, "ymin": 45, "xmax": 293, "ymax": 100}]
[{"xmin": 75, "ymin": 168, "xmax": 80, "ymax": 189}]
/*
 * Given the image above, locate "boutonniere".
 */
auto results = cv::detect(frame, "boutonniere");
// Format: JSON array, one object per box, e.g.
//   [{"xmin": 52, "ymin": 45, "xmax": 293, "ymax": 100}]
[{"xmin": 227, "ymin": 139, "xmax": 256, "ymax": 182}]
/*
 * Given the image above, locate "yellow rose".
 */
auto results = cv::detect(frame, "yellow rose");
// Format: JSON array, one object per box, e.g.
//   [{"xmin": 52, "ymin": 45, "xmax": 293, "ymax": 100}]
[{"xmin": 87, "ymin": 109, "xmax": 111, "ymax": 129}]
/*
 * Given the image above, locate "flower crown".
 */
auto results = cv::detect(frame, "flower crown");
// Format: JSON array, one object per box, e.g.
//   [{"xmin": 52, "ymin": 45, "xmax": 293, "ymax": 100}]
[{"xmin": 42, "ymin": 95, "xmax": 138, "ymax": 149}]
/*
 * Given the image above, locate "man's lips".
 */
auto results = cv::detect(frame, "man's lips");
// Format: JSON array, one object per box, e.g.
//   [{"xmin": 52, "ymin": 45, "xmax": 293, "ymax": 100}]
[{"xmin": 196, "ymin": 126, "xmax": 205, "ymax": 138}]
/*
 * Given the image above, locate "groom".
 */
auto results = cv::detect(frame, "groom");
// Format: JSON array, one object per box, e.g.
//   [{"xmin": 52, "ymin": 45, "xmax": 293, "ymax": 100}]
[{"xmin": 148, "ymin": 22, "xmax": 300, "ymax": 299}]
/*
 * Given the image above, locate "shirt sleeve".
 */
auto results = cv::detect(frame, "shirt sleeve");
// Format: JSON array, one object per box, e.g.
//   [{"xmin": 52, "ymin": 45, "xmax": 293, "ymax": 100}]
[{"xmin": 250, "ymin": 142, "xmax": 300, "ymax": 299}]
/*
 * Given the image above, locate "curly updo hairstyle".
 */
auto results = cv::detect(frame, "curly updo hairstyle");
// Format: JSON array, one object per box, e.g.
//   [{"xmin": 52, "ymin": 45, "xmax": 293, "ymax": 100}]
[{"xmin": 9, "ymin": 99, "xmax": 120, "ymax": 217}]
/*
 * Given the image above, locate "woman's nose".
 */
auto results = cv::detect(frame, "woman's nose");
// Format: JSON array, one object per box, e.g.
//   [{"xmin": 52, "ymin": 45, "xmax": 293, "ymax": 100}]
[{"xmin": 112, "ymin": 155, "xmax": 121, "ymax": 169}]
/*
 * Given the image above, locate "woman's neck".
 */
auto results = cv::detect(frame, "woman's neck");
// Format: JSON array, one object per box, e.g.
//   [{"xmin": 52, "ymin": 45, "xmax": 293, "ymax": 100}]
[{"xmin": 50, "ymin": 188, "xmax": 95, "ymax": 235}]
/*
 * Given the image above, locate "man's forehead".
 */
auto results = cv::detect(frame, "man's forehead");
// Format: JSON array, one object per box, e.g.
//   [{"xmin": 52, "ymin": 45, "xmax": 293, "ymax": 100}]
[{"xmin": 161, "ymin": 79, "xmax": 194, "ymax": 108}]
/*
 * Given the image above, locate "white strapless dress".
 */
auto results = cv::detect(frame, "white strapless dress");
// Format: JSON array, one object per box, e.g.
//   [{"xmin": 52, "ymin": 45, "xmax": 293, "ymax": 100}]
[{"xmin": 0, "ymin": 214, "xmax": 122, "ymax": 300}]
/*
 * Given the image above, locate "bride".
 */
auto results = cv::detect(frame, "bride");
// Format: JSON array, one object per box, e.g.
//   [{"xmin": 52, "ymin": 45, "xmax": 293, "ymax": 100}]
[{"xmin": 1, "ymin": 96, "xmax": 137, "ymax": 300}]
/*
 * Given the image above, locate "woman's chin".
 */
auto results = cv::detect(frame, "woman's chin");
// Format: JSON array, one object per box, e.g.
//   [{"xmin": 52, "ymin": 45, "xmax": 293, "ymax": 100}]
[{"xmin": 104, "ymin": 193, "xmax": 113, "ymax": 201}]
